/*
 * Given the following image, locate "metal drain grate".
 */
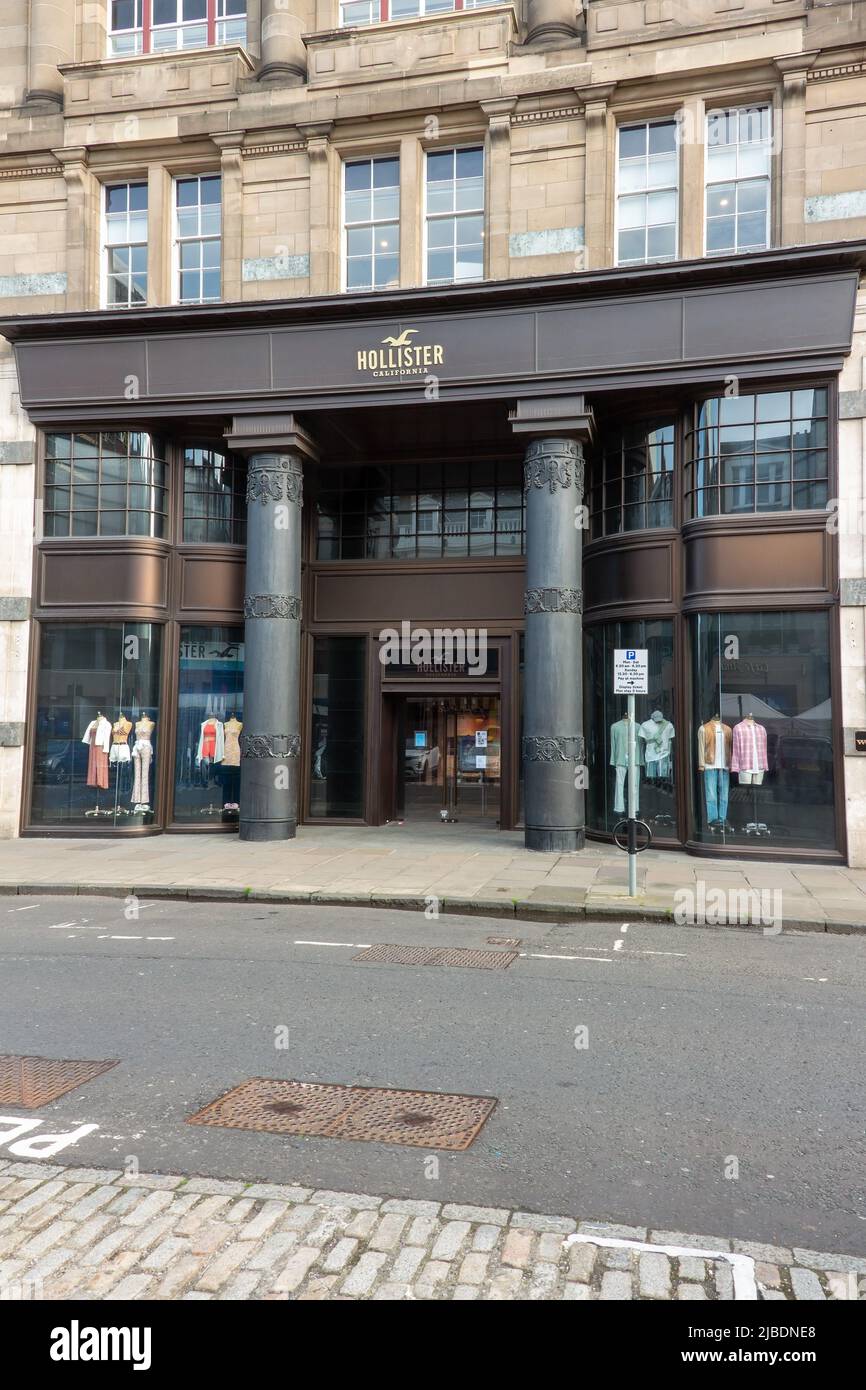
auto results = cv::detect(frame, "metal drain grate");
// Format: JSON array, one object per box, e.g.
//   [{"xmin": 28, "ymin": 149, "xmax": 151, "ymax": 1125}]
[
  {"xmin": 352, "ymin": 943, "xmax": 518, "ymax": 970},
  {"xmin": 188, "ymin": 1078, "xmax": 497, "ymax": 1150},
  {"xmin": 0, "ymin": 1055, "xmax": 118, "ymax": 1108}
]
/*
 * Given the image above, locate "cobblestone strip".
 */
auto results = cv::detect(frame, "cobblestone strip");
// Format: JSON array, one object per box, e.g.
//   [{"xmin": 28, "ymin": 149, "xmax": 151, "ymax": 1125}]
[{"xmin": 0, "ymin": 1162, "xmax": 863, "ymax": 1301}]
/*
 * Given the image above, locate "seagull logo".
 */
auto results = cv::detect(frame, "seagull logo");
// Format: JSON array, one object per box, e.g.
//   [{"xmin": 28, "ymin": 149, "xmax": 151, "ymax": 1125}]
[{"xmin": 381, "ymin": 328, "xmax": 419, "ymax": 347}]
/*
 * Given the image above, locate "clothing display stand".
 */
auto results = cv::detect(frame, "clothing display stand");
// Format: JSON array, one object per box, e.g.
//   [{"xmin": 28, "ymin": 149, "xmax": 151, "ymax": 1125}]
[
  {"xmin": 731, "ymin": 714, "xmax": 770, "ymax": 837},
  {"xmin": 744, "ymin": 783, "xmax": 771, "ymax": 837}
]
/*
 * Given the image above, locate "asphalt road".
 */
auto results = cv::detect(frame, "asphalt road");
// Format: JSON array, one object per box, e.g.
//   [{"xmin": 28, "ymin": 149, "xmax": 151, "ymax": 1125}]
[{"xmin": 1, "ymin": 895, "xmax": 865, "ymax": 1254}]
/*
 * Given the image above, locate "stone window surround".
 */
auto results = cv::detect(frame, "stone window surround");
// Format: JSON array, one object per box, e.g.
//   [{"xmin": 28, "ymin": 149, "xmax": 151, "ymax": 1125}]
[
  {"xmin": 337, "ymin": 0, "xmax": 502, "ymax": 26},
  {"xmin": 601, "ymin": 83, "xmax": 781, "ymax": 266},
  {"xmin": 102, "ymin": 0, "xmax": 251, "ymax": 59}
]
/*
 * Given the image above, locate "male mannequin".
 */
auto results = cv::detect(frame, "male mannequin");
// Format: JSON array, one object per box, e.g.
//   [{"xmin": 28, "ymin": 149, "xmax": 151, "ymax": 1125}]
[
  {"xmin": 697, "ymin": 714, "xmax": 733, "ymax": 828},
  {"xmin": 731, "ymin": 714, "xmax": 768, "ymax": 784},
  {"xmin": 610, "ymin": 712, "xmax": 644, "ymax": 815},
  {"xmin": 639, "ymin": 710, "xmax": 675, "ymax": 779}
]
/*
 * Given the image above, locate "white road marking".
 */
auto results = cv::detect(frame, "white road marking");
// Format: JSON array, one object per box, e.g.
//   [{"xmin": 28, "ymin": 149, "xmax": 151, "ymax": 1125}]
[
  {"xmin": 108, "ymin": 935, "xmax": 142, "ymax": 940},
  {"xmin": 48, "ymin": 922, "xmax": 78, "ymax": 930},
  {"xmin": 803, "ymin": 976, "xmax": 829, "ymax": 983},
  {"xmin": 8, "ymin": 904, "xmax": 40, "ymax": 912},
  {"xmin": 563, "ymin": 1232, "xmax": 758, "ymax": 1301},
  {"xmin": 642, "ymin": 950, "xmax": 688, "ymax": 958},
  {"xmin": 146, "ymin": 936, "xmax": 175, "ymax": 941},
  {"xmin": 525, "ymin": 952, "xmax": 613, "ymax": 963},
  {"xmin": 294, "ymin": 939, "xmax": 357, "ymax": 947},
  {"xmin": 613, "ymin": 940, "xmax": 624, "ymax": 952},
  {"xmin": 621, "ymin": 923, "xmax": 629, "ymax": 932}
]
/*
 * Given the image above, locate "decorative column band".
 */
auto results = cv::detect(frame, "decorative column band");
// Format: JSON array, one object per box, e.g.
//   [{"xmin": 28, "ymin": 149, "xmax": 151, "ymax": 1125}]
[
  {"xmin": 243, "ymin": 594, "xmax": 302, "ymax": 620},
  {"xmin": 246, "ymin": 455, "xmax": 304, "ymax": 507},
  {"xmin": 241, "ymin": 734, "xmax": 301, "ymax": 759},
  {"xmin": 522, "ymin": 735, "xmax": 586, "ymax": 763},
  {"xmin": 524, "ymin": 587, "xmax": 583, "ymax": 615},
  {"xmin": 523, "ymin": 438, "xmax": 585, "ymax": 496}
]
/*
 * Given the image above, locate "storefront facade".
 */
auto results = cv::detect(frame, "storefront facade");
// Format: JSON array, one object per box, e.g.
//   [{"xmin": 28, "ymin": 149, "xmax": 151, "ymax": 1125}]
[{"xmin": 3, "ymin": 243, "xmax": 863, "ymax": 860}]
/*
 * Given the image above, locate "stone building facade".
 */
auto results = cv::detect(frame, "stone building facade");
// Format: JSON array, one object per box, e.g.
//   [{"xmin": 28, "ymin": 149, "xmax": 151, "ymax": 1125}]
[{"xmin": 0, "ymin": 1, "xmax": 865, "ymax": 862}]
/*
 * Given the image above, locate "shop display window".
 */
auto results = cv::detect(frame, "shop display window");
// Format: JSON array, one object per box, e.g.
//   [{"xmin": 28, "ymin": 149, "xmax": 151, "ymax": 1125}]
[
  {"xmin": 30, "ymin": 624, "xmax": 162, "ymax": 828},
  {"xmin": 309, "ymin": 638, "xmax": 366, "ymax": 818},
  {"xmin": 585, "ymin": 621, "xmax": 677, "ymax": 837},
  {"xmin": 690, "ymin": 611, "xmax": 836, "ymax": 850},
  {"xmin": 173, "ymin": 626, "xmax": 244, "ymax": 825}
]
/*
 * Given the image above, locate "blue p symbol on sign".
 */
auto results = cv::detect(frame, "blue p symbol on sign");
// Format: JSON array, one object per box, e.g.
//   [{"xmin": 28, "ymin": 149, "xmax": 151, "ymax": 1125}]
[{"xmin": 626, "ymin": 650, "xmax": 636, "ymax": 660}]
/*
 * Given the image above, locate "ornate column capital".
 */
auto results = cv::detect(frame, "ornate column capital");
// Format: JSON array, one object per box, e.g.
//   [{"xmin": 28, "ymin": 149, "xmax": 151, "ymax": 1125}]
[
  {"xmin": 510, "ymin": 394, "xmax": 596, "ymax": 447},
  {"xmin": 224, "ymin": 414, "xmax": 319, "ymax": 461}
]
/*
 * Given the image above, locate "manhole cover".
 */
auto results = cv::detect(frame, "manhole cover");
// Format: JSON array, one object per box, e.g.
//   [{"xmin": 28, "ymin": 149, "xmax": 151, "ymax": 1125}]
[
  {"xmin": 352, "ymin": 943, "xmax": 517, "ymax": 970},
  {"xmin": 188, "ymin": 1078, "xmax": 497, "ymax": 1150},
  {"xmin": 0, "ymin": 1055, "xmax": 118, "ymax": 1108}
]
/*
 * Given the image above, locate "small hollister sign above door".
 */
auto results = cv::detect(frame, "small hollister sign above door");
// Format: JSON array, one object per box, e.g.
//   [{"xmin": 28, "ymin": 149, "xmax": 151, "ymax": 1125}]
[{"xmin": 356, "ymin": 326, "xmax": 445, "ymax": 378}]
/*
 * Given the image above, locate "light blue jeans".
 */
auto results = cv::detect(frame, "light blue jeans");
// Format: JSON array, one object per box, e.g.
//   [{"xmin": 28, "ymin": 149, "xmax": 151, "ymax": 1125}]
[{"xmin": 704, "ymin": 768, "xmax": 729, "ymax": 824}]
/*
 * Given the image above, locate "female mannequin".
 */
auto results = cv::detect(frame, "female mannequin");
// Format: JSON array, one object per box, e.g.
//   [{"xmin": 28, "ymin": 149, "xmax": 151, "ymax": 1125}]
[{"xmin": 131, "ymin": 714, "xmax": 156, "ymax": 810}]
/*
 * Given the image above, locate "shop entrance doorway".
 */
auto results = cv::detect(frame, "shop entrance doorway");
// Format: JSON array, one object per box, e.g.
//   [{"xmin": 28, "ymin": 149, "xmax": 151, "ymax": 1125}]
[{"xmin": 393, "ymin": 695, "xmax": 501, "ymax": 824}]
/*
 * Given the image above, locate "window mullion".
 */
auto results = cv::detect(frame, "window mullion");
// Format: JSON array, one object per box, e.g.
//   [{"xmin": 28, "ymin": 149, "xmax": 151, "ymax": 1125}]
[{"xmin": 143, "ymin": 0, "xmax": 152, "ymax": 53}]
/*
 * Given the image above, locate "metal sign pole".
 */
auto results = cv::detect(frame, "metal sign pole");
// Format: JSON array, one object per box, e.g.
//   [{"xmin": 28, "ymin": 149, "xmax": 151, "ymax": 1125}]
[{"xmin": 627, "ymin": 692, "xmax": 637, "ymax": 897}]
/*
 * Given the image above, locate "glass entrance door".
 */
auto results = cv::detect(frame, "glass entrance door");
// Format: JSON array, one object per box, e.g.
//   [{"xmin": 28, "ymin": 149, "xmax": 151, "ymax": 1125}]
[{"xmin": 399, "ymin": 695, "xmax": 500, "ymax": 823}]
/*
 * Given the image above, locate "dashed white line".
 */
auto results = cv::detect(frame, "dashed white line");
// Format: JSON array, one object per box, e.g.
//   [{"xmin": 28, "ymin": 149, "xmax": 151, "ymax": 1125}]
[
  {"xmin": 8, "ymin": 904, "xmax": 40, "ymax": 912},
  {"xmin": 525, "ymin": 952, "xmax": 613, "ymax": 963},
  {"xmin": 294, "ymin": 939, "xmax": 357, "ymax": 947},
  {"xmin": 613, "ymin": 940, "xmax": 624, "ymax": 952},
  {"xmin": 48, "ymin": 922, "xmax": 78, "ymax": 930}
]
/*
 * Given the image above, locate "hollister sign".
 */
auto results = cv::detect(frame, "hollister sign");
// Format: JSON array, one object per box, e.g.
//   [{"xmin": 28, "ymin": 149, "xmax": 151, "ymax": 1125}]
[{"xmin": 357, "ymin": 326, "xmax": 445, "ymax": 377}]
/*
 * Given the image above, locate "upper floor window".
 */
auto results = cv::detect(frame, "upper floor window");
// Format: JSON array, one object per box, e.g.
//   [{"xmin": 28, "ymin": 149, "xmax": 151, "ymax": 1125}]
[
  {"xmin": 685, "ymin": 388, "xmax": 828, "ymax": 517},
  {"xmin": 425, "ymin": 146, "xmax": 484, "ymax": 287},
  {"xmin": 588, "ymin": 420, "xmax": 675, "ymax": 539},
  {"xmin": 705, "ymin": 105, "xmax": 772, "ymax": 256},
  {"xmin": 183, "ymin": 447, "xmax": 246, "ymax": 544},
  {"xmin": 103, "ymin": 182, "xmax": 148, "ymax": 309},
  {"xmin": 343, "ymin": 156, "xmax": 400, "ymax": 292},
  {"xmin": 615, "ymin": 119, "xmax": 679, "ymax": 267},
  {"xmin": 109, "ymin": 0, "xmax": 246, "ymax": 56},
  {"xmin": 44, "ymin": 432, "xmax": 167, "ymax": 539},
  {"xmin": 340, "ymin": 0, "xmax": 498, "ymax": 25},
  {"xmin": 174, "ymin": 175, "xmax": 221, "ymax": 304},
  {"xmin": 315, "ymin": 461, "xmax": 524, "ymax": 560}
]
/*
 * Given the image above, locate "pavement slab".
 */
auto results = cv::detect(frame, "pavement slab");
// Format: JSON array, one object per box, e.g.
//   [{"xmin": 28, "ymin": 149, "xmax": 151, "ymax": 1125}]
[{"xmin": 1, "ymin": 1162, "xmax": 858, "ymax": 1302}]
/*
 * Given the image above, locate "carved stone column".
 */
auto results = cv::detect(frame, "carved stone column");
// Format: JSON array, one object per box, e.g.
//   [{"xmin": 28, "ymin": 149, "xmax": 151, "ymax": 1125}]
[
  {"xmin": 513, "ymin": 398, "xmax": 594, "ymax": 852},
  {"xmin": 26, "ymin": 0, "xmax": 75, "ymax": 107},
  {"xmin": 259, "ymin": 0, "xmax": 308, "ymax": 83},
  {"xmin": 225, "ymin": 417, "xmax": 317, "ymax": 842}
]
